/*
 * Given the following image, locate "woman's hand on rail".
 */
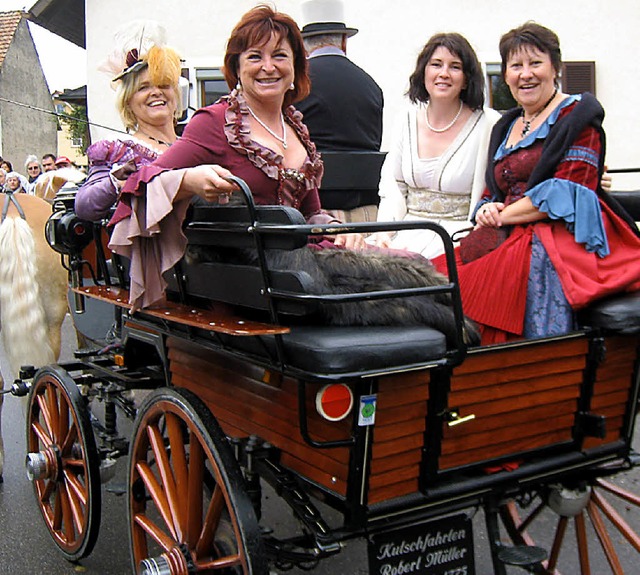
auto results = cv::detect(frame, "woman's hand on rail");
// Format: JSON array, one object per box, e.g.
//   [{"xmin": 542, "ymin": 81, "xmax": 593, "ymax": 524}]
[
  {"xmin": 368, "ymin": 231, "xmax": 394, "ymax": 249},
  {"xmin": 601, "ymin": 166, "xmax": 612, "ymax": 192},
  {"xmin": 178, "ymin": 165, "xmax": 238, "ymax": 203},
  {"xmin": 333, "ymin": 232, "xmax": 367, "ymax": 250}
]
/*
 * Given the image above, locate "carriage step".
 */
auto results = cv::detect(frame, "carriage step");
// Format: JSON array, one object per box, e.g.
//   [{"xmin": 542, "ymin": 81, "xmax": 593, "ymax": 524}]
[{"xmin": 497, "ymin": 544, "xmax": 548, "ymax": 567}]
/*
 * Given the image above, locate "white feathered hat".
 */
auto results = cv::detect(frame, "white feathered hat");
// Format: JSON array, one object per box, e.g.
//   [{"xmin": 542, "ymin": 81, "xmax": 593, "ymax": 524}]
[{"xmin": 99, "ymin": 20, "xmax": 181, "ymax": 86}]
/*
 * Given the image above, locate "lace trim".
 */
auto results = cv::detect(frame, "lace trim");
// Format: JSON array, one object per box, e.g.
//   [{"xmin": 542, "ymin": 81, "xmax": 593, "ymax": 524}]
[{"xmin": 222, "ymin": 90, "xmax": 323, "ymax": 203}]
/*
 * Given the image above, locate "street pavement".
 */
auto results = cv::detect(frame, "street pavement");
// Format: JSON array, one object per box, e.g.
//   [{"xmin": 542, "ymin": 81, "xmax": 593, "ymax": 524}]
[{"xmin": 0, "ymin": 315, "xmax": 638, "ymax": 574}]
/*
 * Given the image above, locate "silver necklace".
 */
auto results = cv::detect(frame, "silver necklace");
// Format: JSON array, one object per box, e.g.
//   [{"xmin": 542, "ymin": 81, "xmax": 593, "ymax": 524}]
[
  {"xmin": 247, "ymin": 105, "xmax": 287, "ymax": 149},
  {"xmin": 521, "ymin": 88, "xmax": 557, "ymax": 138},
  {"xmin": 424, "ymin": 100, "xmax": 463, "ymax": 133}
]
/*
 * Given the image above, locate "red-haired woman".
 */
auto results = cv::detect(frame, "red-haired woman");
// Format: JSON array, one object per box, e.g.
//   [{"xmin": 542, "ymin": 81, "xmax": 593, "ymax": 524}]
[{"xmin": 111, "ymin": 5, "xmax": 364, "ymax": 310}]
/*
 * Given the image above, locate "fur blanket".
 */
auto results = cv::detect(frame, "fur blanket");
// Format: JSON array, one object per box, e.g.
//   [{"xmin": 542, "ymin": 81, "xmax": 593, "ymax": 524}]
[{"xmin": 189, "ymin": 245, "xmax": 480, "ymax": 346}]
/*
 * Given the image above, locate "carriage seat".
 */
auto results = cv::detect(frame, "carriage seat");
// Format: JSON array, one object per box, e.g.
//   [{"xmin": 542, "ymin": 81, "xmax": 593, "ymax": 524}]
[
  {"xmin": 216, "ymin": 325, "xmax": 447, "ymax": 375},
  {"xmin": 164, "ymin": 203, "xmax": 455, "ymax": 374},
  {"xmin": 579, "ymin": 291, "xmax": 640, "ymax": 334},
  {"xmin": 580, "ymin": 190, "xmax": 640, "ymax": 334}
]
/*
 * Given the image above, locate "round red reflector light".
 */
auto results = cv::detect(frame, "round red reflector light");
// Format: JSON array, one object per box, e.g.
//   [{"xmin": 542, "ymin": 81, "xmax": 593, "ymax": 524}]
[{"xmin": 315, "ymin": 384, "xmax": 353, "ymax": 422}]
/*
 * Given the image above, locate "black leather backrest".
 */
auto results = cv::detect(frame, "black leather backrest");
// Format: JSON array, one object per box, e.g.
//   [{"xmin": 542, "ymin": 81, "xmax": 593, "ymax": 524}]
[
  {"xmin": 610, "ymin": 190, "xmax": 640, "ymax": 221},
  {"xmin": 167, "ymin": 204, "xmax": 318, "ymax": 316},
  {"xmin": 320, "ymin": 151, "xmax": 387, "ymax": 190},
  {"xmin": 185, "ymin": 204, "xmax": 308, "ymax": 250},
  {"xmin": 319, "ymin": 151, "xmax": 387, "ymax": 210}
]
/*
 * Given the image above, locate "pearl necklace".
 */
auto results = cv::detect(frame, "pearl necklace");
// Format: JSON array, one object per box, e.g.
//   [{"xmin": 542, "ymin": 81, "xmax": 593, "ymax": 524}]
[
  {"xmin": 521, "ymin": 88, "xmax": 557, "ymax": 138},
  {"xmin": 247, "ymin": 105, "xmax": 287, "ymax": 149},
  {"xmin": 424, "ymin": 100, "xmax": 463, "ymax": 133}
]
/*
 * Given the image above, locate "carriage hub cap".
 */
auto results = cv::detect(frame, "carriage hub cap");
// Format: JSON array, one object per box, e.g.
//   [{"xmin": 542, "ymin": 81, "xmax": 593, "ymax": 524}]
[
  {"xmin": 547, "ymin": 484, "xmax": 592, "ymax": 517},
  {"xmin": 25, "ymin": 448, "xmax": 58, "ymax": 482}
]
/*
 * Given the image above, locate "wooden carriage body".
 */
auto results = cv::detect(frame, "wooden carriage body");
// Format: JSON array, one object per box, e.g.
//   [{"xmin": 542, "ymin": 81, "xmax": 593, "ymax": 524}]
[
  {"xmin": 32, "ymin": 178, "xmax": 640, "ymax": 574},
  {"xmin": 73, "ymin": 180, "xmax": 640, "ymax": 533}
]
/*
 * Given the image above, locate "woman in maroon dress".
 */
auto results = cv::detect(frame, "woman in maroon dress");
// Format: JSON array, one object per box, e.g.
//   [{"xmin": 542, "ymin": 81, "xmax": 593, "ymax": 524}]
[{"xmin": 110, "ymin": 5, "xmax": 364, "ymax": 310}]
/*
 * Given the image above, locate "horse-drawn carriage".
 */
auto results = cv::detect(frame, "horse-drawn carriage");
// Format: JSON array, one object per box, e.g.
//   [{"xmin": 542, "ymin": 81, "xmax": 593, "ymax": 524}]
[{"xmin": 9, "ymin": 167, "xmax": 640, "ymax": 574}]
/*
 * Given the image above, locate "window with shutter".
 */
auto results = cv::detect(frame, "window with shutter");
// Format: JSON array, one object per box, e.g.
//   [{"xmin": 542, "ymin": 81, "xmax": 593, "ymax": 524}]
[{"xmin": 562, "ymin": 62, "xmax": 596, "ymax": 95}]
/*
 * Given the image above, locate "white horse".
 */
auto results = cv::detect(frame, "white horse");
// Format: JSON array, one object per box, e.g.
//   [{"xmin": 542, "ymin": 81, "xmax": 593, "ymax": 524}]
[{"xmin": 0, "ymin": 193, "xmax": 68, "ymax": 481}]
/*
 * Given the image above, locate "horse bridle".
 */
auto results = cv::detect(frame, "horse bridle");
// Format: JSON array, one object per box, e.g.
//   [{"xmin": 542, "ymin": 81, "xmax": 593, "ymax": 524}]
[{"xmin": 1, "ymin": 190, "xmax": 26, "ymax": 223}]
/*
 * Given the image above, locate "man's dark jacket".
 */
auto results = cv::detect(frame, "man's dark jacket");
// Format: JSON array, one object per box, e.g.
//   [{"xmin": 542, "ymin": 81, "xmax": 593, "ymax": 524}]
[{"xmin": 296, "ymin": 54, "xmax": 383, "ymax": 152}]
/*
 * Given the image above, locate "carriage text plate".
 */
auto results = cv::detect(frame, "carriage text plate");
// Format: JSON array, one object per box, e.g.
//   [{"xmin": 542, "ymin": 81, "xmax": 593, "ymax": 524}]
[{"xmin": 367, "ymin": 512, "xmax": 475, "ymax": 575}]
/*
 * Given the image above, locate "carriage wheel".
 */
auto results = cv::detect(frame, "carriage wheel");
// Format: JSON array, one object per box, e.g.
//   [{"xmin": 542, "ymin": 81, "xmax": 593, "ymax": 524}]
[
  {"xmin": 26, "ymin": 366, "xmax": 101, "ymax": 560},
  {"xmin": 128, "ymin": 387, "xmax": 267, "ymax": 575},
  {"xmin": 494, "ymin": 477, "xmax": 640, "ymax": 574}
]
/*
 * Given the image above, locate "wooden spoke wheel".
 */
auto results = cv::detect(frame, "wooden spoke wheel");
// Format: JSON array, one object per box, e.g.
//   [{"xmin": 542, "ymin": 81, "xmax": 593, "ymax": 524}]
[
  {"xmin": 26, "ymin": 366, "xmax": 101, "ymax": 560},
  {"xmin": 128, "ymin": 387, "xmax": 267, "ymax": 575},
  {"xmin": 496, "ymin": 477, "xmax": 640, "ymax": 574}
]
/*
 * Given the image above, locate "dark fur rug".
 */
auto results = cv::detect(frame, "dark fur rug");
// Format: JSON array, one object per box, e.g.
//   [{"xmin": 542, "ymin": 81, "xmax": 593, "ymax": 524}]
[{"xmin": 187, "ymin": 245, "xmax": 480, "ymax": 346}]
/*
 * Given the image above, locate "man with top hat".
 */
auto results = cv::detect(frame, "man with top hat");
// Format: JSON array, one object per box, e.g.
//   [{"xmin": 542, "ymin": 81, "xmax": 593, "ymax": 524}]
[{"xmin": 296, "ymin": 0, "xmax": 383, "ymax": 153}]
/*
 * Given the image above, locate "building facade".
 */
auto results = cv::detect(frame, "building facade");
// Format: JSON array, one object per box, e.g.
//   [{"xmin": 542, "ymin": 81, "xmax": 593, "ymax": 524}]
[
  {"xmin": 0, "ymin": 11, "xmax": 57, "ymax": 172},
  {"xmin": 64, "ymin": 0, "xmax": 640, "ymax": 189}
]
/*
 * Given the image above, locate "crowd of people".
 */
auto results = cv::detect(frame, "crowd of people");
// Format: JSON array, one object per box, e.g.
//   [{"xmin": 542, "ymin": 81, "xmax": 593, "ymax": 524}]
[
  {"xmin": 73, "ymin": 0, "xmax": 639, "ymax": 344},
  {"xmin": 0, "ymin": 153, "xmax": 80, "ymax": 196}
]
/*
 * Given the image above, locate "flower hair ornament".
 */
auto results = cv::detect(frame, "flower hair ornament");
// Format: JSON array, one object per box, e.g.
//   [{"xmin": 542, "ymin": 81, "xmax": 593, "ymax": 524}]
[{"xmin": 99, "ymin": 20, "xmax": 181, "ymax": 87}]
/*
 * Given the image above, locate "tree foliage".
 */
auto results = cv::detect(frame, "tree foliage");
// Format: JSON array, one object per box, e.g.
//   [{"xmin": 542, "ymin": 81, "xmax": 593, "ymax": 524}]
[{"xmin": 59, "ymin": 104, "xmax": 90, "ymax": 154}]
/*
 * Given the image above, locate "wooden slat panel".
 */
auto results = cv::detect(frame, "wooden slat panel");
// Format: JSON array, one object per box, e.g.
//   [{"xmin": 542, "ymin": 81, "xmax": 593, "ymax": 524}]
[
  {"xmin": 167, "ymin": 338, "xmax": 352, "ymax": 496},
  {"xmin": 583, "ymin": 416, "xmax": 624, "ymax": 449},
  {"xmin": 442, "ymin": 400, "xmax": 576, "ymax": 437},
  {"xmin": 449, "ymin": 384, "xmax": 580, "ymax": 421},
  {"xmin": 369, "ymin": 464, "xmax": 423, "ymax": 490},
  {"xmin": 173, "ymin": 373, "xmax": 350, "ymax": 465},
  {"xmin": 452, "ymin": 338, "xmax": 588, "ymax": 378},
  {"xmin": 368, "ymin": 370, "xmax": 431, "ymax": 504},
  {"xmin": 368, "ymin": 479, "xmax": 419, "ymax": 505},
  {"xmin": 280, "ymin": 453, "xmax": 347, "ymax": 495},
  {"xmin": 370, "ymin": 449, "xmax": 422, "ymax": 475},
  {"xmin": 374, "ymin": 419, "xmax": 428, "ymax": 442},
  {"xmin": 439, "ymin": 337, "xmax": 588, "ymax": 472},
  {"xmin": 441, "ymin": 414, "xmax": 574, "ymax": 455},
  {"xmin": 176, "ymin": 377, "xmax": 350, "ymax": 482},
  {"xmin": 591, "ymin": 390, "xmax": 633, "ymax": 411},
  {"xmin": 449, "ymin": 371, "xmax": 582, "ymax": 407},
  {"xmin": 170, "ymin": 361, "xmax": 352, "ymax": 444},
  {"xmin": 372, "ymin": 434, "xmax": 425, "ymax": 460},
  {"xmin": 440, "ymin": 429, "xmax": 572, "ymax": 469}
]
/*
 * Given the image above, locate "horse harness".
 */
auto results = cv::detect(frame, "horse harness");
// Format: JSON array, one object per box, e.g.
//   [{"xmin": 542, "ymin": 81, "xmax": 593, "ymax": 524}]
[{"xmin": 1, "ymin": 191, "xmax": 26, "ymax": 223}]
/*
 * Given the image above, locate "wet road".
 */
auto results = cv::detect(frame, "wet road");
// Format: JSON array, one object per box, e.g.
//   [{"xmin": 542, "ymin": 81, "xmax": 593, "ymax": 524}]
[{"xmin": 0, "ymin": 315, "xmax": 638, "ymax": 574}]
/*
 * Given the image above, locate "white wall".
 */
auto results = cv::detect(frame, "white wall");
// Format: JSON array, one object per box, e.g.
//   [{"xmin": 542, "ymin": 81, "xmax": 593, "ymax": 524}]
[{"xmin": 86, "ymin": 0, "xmax": 640, "ymax": 189}]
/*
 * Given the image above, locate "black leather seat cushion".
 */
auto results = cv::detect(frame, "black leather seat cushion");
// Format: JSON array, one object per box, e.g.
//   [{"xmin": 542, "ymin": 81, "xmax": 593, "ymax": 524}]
[
  {"xmin": 220, "ymin": 325, "xmax": 447, "ymax": 375},
  {"xmin": 579, "ymin": 291, "xmax": 640, "ymax": 334}
]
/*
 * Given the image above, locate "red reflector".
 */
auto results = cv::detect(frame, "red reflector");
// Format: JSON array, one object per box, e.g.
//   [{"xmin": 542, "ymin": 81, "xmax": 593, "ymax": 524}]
[
  {"xmin": 316, "ymin": 384, "xmax": 353, "ymax": 421},
  {"xmin": 74, "ymin": 222, "xmax": 86, "ymax": 235}
]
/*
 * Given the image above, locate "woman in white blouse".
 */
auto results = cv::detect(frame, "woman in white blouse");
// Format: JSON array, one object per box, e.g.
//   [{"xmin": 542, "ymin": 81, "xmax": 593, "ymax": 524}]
[{"xmin": 374, "ymin": 33, "xmax": 500, "ymax": 259}]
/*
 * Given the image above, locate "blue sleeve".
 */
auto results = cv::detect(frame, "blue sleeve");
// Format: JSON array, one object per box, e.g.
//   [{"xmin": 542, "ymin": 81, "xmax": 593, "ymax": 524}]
[{"xmin": 525, "ymin": 178, "xmax": 609, "ymax": 256}]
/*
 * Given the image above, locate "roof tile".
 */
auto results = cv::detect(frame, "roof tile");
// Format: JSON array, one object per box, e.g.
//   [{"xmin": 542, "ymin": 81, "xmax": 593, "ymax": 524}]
[{"xmin": 0, "ymin": 11, "xmax": 24, "ymax": 69}]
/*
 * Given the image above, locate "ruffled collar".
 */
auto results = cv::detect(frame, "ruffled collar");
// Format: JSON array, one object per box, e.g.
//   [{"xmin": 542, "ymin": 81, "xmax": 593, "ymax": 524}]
[
  {"xmin": 496, "ymin": 94, "xmax": 580, "ymax": 160},
  {"xmin": 222, "ymin": 89, "xmax": 323, "ymax": 200}
]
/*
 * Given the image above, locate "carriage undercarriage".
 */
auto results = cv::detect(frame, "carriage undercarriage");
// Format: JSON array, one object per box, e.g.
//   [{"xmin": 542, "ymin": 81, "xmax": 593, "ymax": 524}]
[{"xmin": 10, "ymin": 180, "xmax": 640, "ymax": 574}]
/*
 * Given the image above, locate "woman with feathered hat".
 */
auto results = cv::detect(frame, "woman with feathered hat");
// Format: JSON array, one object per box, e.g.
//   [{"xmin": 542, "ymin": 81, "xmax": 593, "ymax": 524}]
[{"xmin": 75, "ymin": 21, "xmax": 184, "ymax": 221}]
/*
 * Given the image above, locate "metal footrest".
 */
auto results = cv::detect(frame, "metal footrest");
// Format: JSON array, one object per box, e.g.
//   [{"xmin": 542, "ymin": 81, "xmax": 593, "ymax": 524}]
[{"xmin": 498, "ymin": 544, "xmax": 548, "ymax": 567}]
